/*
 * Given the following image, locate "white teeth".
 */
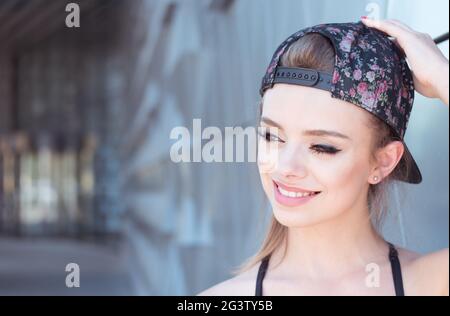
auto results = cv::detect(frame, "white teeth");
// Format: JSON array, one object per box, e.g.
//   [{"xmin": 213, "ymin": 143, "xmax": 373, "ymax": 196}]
[{"xmin": 278, "ymin": 186, "xmax": 316, "ymax": 198}]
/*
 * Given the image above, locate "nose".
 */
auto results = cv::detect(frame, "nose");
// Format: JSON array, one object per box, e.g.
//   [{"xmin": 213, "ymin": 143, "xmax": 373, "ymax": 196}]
[{"xmin": 276, "ymin": 143, "xmax": 308, "ymax": 179}]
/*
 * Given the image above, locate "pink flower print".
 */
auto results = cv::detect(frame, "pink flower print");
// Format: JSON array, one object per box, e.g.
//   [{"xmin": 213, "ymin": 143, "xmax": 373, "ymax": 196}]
[
  {"xmin": 374, "ymin": 81, "xmax": 387, "ymax": 101},
  {"xmin": 353, "ymin": 69, "xmax": 362, "ymax": 80},
  {"xmin": 392, "ymin": 117, "xmax": 398, "ymax": 126},
  {"xmin": 326, "ymin": 27, "xmax": 341, "ymax": 34},
  {"xmin": 385, "ymin": 108, "xmax": 394, "ymax": 125},
  {"xmin": 357, "ymin": 82, "xmax": 368, "ymax": 95},
  {"xmin": 401, "ymin": 87, "xmax": 408, "ymax": 98},
  {"xmin": 361, "ymin": 91, "xmax": 376, "ymax": 108},
  {"xmin": 349, "ymin": 88, "xmax": 356, "ymax": 97},
  {"xmin": 339, "ymin": 39, "xmax": 352, "ymax": 52},
  {"xmin": 370, "ymin": 64, "xmax": 380, "ymax": 71},
  {"xmin": 358, "ymin": 40, "xmax": 369, "ymax": 50},
  {"xmin": 339, "ymin": 32, "xmax": 355, "ymax": 53},
  {"xmin": 366, "ymin": 71, "xmax": 376, "ymax": 82},
  {"xmin": 332, "ymin": 71, "xmax": 340, "ymax": 84},
  {"xmin": 396, "ymin": 90, "xmax": 402, "ymax": 108}
]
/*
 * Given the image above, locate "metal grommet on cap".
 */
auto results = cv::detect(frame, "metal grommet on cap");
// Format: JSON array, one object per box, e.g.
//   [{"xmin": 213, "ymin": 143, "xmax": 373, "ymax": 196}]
[{"xmin": 269, "ymin": 66, "xmax": 332, "ymax": 92}]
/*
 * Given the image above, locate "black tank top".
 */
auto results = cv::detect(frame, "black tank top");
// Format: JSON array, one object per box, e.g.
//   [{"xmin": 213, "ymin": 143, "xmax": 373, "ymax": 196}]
[{"xmin": 255, "ymin": 242, "xmax": 405, "ymax": 296}]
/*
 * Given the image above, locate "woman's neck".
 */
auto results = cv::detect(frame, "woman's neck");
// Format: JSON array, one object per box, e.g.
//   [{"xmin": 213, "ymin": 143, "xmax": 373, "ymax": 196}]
[{"xmin": 270, "ymin": 206, "xmax": 388, "ymax": 279}]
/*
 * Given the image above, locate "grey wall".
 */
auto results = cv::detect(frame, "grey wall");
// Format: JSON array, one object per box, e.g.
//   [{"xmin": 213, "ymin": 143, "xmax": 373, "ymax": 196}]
[{"xmin": 380, "ymin": 0, "xmax": 449, "ymax": 253}]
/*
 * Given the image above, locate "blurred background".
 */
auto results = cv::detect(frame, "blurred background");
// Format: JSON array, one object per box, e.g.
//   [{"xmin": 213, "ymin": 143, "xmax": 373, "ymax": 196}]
[{"xmin": 0, "ymin": 0, "xmax": 448, "ymax": 295}]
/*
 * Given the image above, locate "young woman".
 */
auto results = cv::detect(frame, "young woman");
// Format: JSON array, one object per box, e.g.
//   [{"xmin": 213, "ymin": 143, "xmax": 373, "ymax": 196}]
[{"xmin": 199, "ymin": 18, "xmax": 449, "ymax": 296}]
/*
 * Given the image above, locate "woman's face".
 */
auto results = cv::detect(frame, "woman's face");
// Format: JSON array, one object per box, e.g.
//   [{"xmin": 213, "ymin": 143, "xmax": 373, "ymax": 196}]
[{"xmin": 258, "ymin": 83, "xmax": 378, "ymax": 228}]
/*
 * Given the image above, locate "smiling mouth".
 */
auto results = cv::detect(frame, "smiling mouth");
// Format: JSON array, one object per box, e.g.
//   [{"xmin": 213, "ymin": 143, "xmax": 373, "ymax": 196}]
[
  {"xmin": 273, "ymin": 181, "xmax": 321, "ymax": 197},
  {"xmin": 273, "ymin": 181, "xmax": 321, "ymax": 206}
]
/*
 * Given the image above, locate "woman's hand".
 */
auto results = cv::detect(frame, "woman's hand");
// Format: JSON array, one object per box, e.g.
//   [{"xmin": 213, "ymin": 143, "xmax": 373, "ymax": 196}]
[{"xmin": 361, "ymin": 17, "xmax": 449, "ymax": 106}]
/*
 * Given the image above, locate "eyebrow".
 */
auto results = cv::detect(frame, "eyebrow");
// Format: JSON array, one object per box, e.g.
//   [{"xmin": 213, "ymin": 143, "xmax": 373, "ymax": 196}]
[{"xmin": 260, "ymin": 117, "xmax": 351, "ymax": 140}]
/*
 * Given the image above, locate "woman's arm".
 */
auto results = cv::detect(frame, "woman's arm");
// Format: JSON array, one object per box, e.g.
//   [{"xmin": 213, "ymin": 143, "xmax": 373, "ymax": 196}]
[{"xmin": 361, "ymin": 17, "xmax": 449, "ymax": 106}]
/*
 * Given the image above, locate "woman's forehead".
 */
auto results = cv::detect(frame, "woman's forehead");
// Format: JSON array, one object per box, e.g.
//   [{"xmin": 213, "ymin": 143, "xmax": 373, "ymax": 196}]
[{"xmin": 262, "ymin": 84, "xmax": 370, "ymax": 132}]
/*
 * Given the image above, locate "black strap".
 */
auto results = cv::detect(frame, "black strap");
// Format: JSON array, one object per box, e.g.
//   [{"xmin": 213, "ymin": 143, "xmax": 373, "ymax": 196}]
[
  {"xmin": 255, "ymin": 243, "xmax": 405, "ymax": 296},
  {"xmin": 388, "ymin": 242, "xmax": 405, "ymax": 296},
  {"xmin": 434, "ymin": 32, "xmax": 449, "ymax": 45},
  {"xmin": 272, "ymin": 66, "xmax": 333, "ymax": 92},
  {"xmin": 255, "ymin": 256, "xmax": 270, "ymax": 296}
]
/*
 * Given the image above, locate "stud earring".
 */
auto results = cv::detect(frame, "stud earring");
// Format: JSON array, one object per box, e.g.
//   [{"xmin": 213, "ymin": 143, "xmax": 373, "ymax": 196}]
[{"xmin": 373, "ymin": 176, "xmax": 379, "ymax": 182}]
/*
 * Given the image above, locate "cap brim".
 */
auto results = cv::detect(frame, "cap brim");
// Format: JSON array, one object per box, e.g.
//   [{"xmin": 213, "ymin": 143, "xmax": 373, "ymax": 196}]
[{"xmin": 394, "ymin": 142, "xmax": 422, "ymax": 184}]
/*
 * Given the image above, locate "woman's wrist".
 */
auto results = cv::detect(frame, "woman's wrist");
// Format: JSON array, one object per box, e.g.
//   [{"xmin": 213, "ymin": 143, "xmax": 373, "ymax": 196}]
[{"xmin": 435, "ymin": 60, "xmax": 449, "ymax": 105}]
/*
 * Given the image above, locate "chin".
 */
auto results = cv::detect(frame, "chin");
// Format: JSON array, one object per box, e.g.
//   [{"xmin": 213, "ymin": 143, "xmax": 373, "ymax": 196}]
[
  {"xmin": 269, "ymin": 192, "xmax": 349, "ymax": 228},
  {"xmin": 271, "ymin": 204, "xmax": 325, "ymax": 228}
]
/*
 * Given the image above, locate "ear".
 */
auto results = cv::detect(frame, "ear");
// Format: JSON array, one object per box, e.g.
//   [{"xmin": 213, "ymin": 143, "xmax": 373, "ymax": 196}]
[{"xmin": 369, "ymin": 141, "xmax": 404, "ymax": 184}]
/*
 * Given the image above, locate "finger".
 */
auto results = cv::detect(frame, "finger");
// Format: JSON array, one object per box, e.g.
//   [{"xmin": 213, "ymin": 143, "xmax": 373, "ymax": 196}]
[
  {"xmin": 361, "ymin": 17, "xmax": 408, "ymax": 40},
  {"xmin": 388, "ymin": 19, "xmax": 415, "ymax": 33},
  {"xmin": 391, "ymin": 37, "xmax": 406, "ymax": 56}
]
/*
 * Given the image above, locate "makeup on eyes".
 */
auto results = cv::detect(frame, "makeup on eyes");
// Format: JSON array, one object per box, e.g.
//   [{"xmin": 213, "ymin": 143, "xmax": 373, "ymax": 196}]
[{"xmin": 258, "ymin": 125, "xmax": 343, "ymax": 155}]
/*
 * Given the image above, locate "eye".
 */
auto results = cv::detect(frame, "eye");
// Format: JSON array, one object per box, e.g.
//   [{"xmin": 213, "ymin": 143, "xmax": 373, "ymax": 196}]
[
  {"xmin": 258, "ymin": 127, "xmax": 284, "ymax": 143},
  {"xmin": 310, "ymin": 144, "xmax": 341, "ymax": 155}
]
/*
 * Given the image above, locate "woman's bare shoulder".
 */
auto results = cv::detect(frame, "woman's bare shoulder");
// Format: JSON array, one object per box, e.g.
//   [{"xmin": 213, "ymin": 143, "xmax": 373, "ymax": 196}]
[
  {"xmin": 197, "ymin": 264, "xmax": 260, "ymax": 296},
  {"xmin": 397, "ymin": 246, "xmax": 449, "ymax": 295}
]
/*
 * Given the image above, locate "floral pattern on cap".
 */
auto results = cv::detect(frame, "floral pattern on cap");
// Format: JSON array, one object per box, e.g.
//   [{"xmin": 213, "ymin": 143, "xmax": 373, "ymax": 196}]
[{"xmin": 260, "ymin": 21, "xmax": 415, "ymax": 140}]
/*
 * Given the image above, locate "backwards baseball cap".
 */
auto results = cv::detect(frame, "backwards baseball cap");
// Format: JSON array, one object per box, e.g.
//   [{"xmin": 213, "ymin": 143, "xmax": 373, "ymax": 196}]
[{"xmin": 260, "ymin": 21, "xmax": 422, "ymax": 184}]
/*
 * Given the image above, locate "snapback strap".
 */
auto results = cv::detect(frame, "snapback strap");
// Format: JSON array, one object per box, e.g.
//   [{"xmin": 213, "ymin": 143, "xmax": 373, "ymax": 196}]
[{"xmin": 271, "ymin": 66, "xmax": 333, "ymax": 92}]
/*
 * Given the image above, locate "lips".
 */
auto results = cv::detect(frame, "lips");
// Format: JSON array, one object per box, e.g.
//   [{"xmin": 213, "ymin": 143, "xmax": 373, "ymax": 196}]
[
  {"xmin": 273, "ymin": 180, "xmax": 320, "ymax": 194},
  {"xmin": 273, "ymin": 180, "xmax": 321, "ymax": 207}
]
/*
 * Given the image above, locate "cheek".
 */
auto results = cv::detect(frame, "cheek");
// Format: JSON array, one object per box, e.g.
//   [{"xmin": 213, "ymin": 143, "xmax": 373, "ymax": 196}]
[
  {"xmin": 257, "ymin": 138, "xmax": 279, "ymax": 192},
  {"xmin": 313, "ymin": 150, "xmax": 370, "ymax": 198},
  {"xmin": 257, "ymin": 145, "xmax": 371, "ymax": 205},
  {"xmin": 258, "ymin": 148, "xmax": 371, "ymax": 228},
  {"xmin": 258, "ymin": 160, "xmax": 274, "ymax": 196},
  {"xmin": 257, "ymin": 138, "xmax": 279, "ymax": 174}
]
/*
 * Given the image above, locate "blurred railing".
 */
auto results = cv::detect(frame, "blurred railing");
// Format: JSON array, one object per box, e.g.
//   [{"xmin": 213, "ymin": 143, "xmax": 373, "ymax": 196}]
[{"xmin": 0, "ymin": 132, "xmax": 108, "ymax": 239}]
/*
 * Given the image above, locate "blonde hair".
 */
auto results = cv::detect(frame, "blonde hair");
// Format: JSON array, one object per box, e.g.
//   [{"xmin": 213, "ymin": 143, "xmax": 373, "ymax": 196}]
[{"xmin": 235, "ymin": 34, "xmax": 414, "ymax": 274}]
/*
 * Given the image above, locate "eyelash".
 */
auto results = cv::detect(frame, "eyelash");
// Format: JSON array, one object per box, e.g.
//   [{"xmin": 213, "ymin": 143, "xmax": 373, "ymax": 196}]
[{"xmin": 258, "ymin": 131, "xmax": 341, "ymax": 155}]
